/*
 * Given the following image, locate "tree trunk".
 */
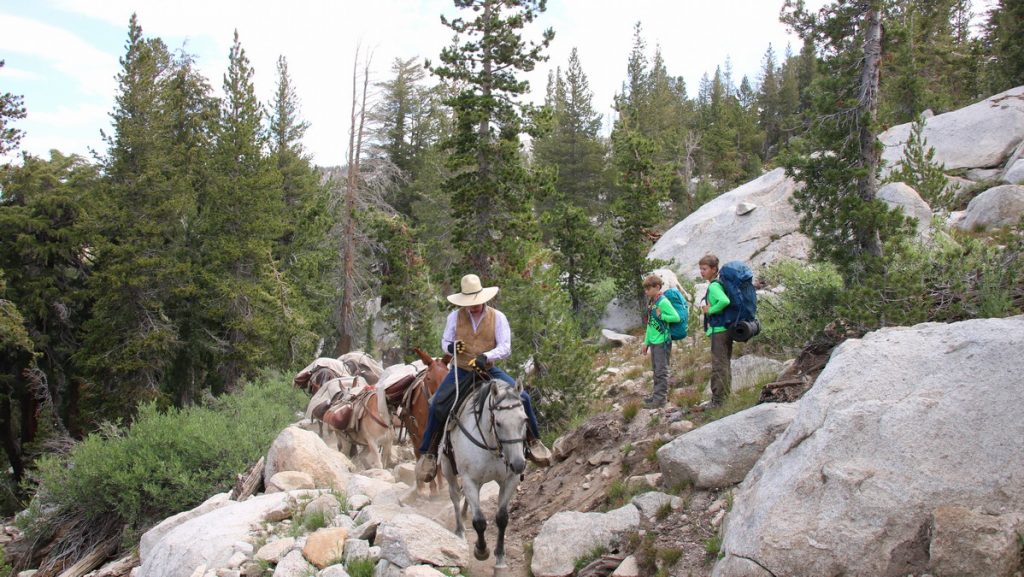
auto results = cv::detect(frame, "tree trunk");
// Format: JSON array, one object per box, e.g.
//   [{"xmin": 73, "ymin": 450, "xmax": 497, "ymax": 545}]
[{"xmin": 857, "ymin": 3, "xmax": 883, "ymax": 258}]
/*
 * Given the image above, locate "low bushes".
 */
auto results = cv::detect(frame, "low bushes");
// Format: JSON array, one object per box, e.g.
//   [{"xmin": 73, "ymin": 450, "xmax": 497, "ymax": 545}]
[{"xmin": 19, "ymin": 372, "xmax": 306, "ymax": 567}]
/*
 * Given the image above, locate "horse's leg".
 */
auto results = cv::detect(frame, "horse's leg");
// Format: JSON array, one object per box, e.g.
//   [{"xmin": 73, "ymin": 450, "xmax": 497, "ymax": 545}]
[
  {"xmin": 442, "ymin": 461, "xmax": 464, "ymax": 538},
  {"xmin": 494, "ymin": 475, "xmax": 520, "ymax": 569},
  {"xmin": 462, "ymin": 478, "xmax": 489, "ymax": 561}
]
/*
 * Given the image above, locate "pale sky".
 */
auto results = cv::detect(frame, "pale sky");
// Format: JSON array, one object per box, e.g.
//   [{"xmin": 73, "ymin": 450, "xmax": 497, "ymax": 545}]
[{"xmin": 0, "ymin": 0, "xmax": 871, "ymax": 167}]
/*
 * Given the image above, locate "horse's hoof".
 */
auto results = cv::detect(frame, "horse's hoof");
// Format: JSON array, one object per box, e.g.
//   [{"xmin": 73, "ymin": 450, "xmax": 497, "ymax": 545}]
[{"xmin": 474, "ymin": 546, "xmax": 490, "ymax": 561}]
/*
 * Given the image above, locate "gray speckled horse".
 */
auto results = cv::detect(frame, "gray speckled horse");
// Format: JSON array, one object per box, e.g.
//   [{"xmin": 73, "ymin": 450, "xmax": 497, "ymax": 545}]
[{"xmin": 440, "ymin": 378, "xmax": 528, "ymax": 568}]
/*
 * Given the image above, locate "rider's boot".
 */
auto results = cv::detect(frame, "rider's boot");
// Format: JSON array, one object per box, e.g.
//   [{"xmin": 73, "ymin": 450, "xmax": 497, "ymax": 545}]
[
  {"xmin": 526, "ymin": 434, "xmax": 552, "ymax": 467},
  {"xmin": 416, "ymin": 430, "xmax": 443, "ymax": 482}
]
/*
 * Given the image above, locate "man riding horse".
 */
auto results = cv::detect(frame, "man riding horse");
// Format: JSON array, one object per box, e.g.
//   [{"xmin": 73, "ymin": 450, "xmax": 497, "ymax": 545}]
[{"xmin": 415, "ymin": 274, "xmax": 552, "ymax": 482}]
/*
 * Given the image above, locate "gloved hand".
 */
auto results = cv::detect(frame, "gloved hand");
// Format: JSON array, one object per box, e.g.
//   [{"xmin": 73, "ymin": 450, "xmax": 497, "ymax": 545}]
[
  {"xmin": 468, "ymin": 353, "xmax": 488, "ymax": 369},
  {"xmin": 455, "ymin": 340, "xmax": 466, "ymax": 354}
]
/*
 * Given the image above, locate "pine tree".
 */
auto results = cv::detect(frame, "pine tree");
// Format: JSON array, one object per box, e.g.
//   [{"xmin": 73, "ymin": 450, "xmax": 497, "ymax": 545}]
[
  {"xmin": 267, "ymin": 55, "xmax": 333, "ymax": 354},
  {"xmin": 531, "ymin": 48, "xmax": 608, "ymax": 216},
  {"xmin": 984, "ymin": 0, "xmax": 1024, "ymax": 91},
  {"xmin": 79, "ymin": 15, "xmax": 188, "ymax": 414},
  {"xmin": 782, "ymin": 0, "xmax": 911, "ymax": 284},
  {"xmin": 201, "ymin": 31, "xmax": 287, "ymax": 391},
  {"xmin": 887, "ymin": 116, "xmax": 951, "ymax": 210},
  {"xmin": 0, "ymin": 60, "xmax": 26, "ymax": 156},
  {"xmin": 429, "ymin": 0, "xmax": 554, "ymax": 278},
  {"xmin": 609, "ymin": 128, "xmax": 671, "ymax": 313}
]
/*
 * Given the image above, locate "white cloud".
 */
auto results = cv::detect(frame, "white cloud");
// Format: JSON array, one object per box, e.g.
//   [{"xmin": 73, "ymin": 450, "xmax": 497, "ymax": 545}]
[
  {"xmin": 0, "ymin": 13, "xmax": 118, "ymax": 98},
  {"xmin": 0, "ymin": 65, "xmax": 38, "ymax": 80}
]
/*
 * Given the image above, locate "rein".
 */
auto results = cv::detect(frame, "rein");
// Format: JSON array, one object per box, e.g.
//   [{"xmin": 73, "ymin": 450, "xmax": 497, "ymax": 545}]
[{"xmin": 456, "ymin": 383, "xmax": 526, "ymax": 470}]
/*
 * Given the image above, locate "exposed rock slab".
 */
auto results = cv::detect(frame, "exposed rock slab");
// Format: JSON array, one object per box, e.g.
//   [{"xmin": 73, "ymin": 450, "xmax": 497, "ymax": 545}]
[
  {"xmin": 955, "ymin": 184, "xmax": 1024, "ymax": 230},
  {"xmin": 375, "ymin": 513, "xmax": 468, "ymax": 569},
  {"xmin": 658, "ymin": 403, "xmax": 797, "ymax": 489},
  {"xmin": 880, "ymin": 85, "xmax": 1024, "ymax": 173},
  {"xmin": 531, "ymin": 504, "xmax": 641, "ymax": 577},
  {"xmin": 713, "ymin": 316, "xmax": 1024, "ymax": 577}
]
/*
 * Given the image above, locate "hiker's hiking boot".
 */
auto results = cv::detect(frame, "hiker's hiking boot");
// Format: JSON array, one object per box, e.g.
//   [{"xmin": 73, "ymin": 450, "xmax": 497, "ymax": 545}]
[
  {"xmin": 526, "ymin": 438, "xmax": 552, "ymax": 466},
  {"xmin": 416, "ymin": 454, "xmax": 438, "ymax": 482},
  {"xmin": 643, "ymin": 397, "xmax": 665, "ymax": 409}
]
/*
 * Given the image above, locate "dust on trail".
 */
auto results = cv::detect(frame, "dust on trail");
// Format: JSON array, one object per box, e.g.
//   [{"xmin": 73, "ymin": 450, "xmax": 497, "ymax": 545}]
[{"xmin": 399, "ymin": 480, "xmax": 529, "ymax": 577}]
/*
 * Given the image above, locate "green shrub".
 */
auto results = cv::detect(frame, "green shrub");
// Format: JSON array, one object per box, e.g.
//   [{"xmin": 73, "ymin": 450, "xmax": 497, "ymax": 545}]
[
  {"xmin": 0, "ymin": 547, "xmax": 11, "ymax": 577},
  {"xmin": 757, "ymin": 260, "xmax": 843, "ymax": 352},
  {"xmin": 704, "ymin": 535, "xmax": 722, "ymax": 558},
  {"xmin": 24, "ymin": 374, "xmax": 306, "ymax": 545},
  {"xmin": 573, "ymin": 545, "xmax": 608, "ymax": 573},
  {"xmin": 622, "ymin": 401, "xmax": 640, "ymax": 423},
  {"xmin": 346, "ymin": 557, "xmax": 376, "ymax": 577}
]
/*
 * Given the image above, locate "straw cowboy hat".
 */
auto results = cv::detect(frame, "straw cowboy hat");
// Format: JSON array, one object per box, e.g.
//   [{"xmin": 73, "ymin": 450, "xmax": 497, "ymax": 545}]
[{"xmin": 447, "ymin": 274, "xmax": 499, "ymax": 307}]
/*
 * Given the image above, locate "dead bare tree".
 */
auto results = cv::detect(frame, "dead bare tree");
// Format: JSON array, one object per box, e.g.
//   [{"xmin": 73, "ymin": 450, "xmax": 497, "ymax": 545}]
[{"xmin": 336, "ymin": 47, "xmax": 374, "ymax": 355}]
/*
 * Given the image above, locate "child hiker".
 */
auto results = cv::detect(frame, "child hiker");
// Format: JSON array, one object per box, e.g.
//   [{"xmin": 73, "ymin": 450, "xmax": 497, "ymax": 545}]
[
  {"xmin": 641, "ymin": 274, "xmax": 680, "ymax": 408},
  {"xmin": 700, "ymin": 254, "xmax": 731, "ymax": 408}
]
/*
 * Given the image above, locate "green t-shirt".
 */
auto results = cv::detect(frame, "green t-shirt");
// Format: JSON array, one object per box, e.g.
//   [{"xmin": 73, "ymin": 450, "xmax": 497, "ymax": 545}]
[
  {"xmin": 705, "ymin": 280, "xmax": 731, "ymax": 335},
  {"xmin": 644, "ymin": 294, "xmax": 681, "ymax": 345}
]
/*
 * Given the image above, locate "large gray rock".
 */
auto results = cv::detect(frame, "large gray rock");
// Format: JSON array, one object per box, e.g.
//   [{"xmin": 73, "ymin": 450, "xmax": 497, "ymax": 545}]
[
  {"xmin": 603, "ymin": 169, "xmax": 809, "ymax": 331},
  {"xmin": 531, "ymin": 504, "xmax": 641, "ymax": 577},
  {"xmin": 730, "ymin": 355, "xmax": 787, "ymax": 393},
  {"xmin": 880, "ymin": 85, "xmax": 1024, "ymax": 174},
  {"xmin": 649, "ymin": 168, "xmax": 810, "ymax": 281},
  {"xmin": 264, "ymin": 426, "xmax": 353, "ymax": 490},
  {"xmin": 599, "ymin": 268, "xmax": 681, "ymax": 332},
  {"xmin": 877, "ymin": 182, "xmax": 932, "ymax": 237},
  {"xmin": 955, "ymin": 184, "xmax": 1024, "ymax": 231},
  {"xmin": 658, "ymin": 403, "xmax": 798, "ymax": 489},
  {"xmin": 138, "ymin": 491, "xmax": 314, "ymax": 577},
  {"xmin": 713, "ymin": 316, "xmax": 1024, "ymax": 577},
  {"xmin": 139, "ymin": 493, "xmax": 230, "ymax": 562},
  {"xmin": 375, "ymin": 513, "xmax": 468, "ymax": 569},
  {"xmin": 1003, "ymin": 158, "xmax": 1024, "ymax": 184}
]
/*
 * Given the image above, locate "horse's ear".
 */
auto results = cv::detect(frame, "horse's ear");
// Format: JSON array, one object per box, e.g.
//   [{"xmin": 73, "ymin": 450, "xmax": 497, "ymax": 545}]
[
  {"xmin": 490, "ymin": 380, "xmax": 501, "ymax": 398},
  {"xmin": 413, "ymin": 347, "xmax": 432, "ymax": 365},
  {"xmin": 515, "ymin": 377, "xmax": 524, "ymax": 395},
  {"xmin": 441, "ymin": 353, "xmax": 452, "ymax": 366}
]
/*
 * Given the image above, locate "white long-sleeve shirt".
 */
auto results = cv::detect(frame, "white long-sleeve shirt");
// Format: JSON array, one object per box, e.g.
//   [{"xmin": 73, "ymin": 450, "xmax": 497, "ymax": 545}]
[{"xmin": 441, "ymin": 306, "xmax": 511, "ymax": 363}]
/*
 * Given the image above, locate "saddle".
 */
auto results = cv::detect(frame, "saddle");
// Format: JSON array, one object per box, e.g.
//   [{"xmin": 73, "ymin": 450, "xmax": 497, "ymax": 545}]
[{"xmin": 440, "ymin": 372, "xmax": 493, "ymax": 475}]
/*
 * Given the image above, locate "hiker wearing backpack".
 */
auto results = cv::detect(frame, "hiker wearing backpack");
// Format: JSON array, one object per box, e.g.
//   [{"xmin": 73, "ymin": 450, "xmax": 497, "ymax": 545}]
[
  {"xmin": 700, "ymin": 254, "xmax": 732, "ymax": 408},
  {"xmin": 700, "ymin": 255, "xmax": 760, "ymax": 408},
  {"xmin": 641, "ymin": 274, "xmax": 682, "ymax": 408}
]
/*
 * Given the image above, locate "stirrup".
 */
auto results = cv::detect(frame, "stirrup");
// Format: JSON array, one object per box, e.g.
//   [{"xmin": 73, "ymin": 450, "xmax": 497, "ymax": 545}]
[{"xmin": 416, "ymin": 454, "xmax": 438, "ymax": 482}]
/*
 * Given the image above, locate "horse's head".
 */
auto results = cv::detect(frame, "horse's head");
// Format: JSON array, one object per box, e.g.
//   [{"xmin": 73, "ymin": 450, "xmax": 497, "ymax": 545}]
[
  {"xmin": 414, "ymin": 347, "xmax": 451, "ymax": 395},
  {"xmin": 488, "ymin": 380, "xmax": 528, "ymax": 475}
]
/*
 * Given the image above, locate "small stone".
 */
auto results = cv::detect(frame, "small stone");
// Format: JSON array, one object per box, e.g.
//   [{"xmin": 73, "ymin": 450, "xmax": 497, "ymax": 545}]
[
  {"xmin": 232, "ymin": 541, "xmax": 254, "ymax": 555},
  {"xmin": 582, "ymin": 482, "xmax": 591, "ymax": 490},
  {"xmin": 708, "ymin": 499, "xmax": 725, "ymax": 514},
  {"xmin": 611, "ymin": 555, "xmax": 640, "ymax": 577},
  {"xmin": 712, "ymin": 510, "xmax": 726, "ymax": 527},
  {"xmin": 256, "ymin": 537, "xmax": 296, "ymax": 562},
  {"xmin": 349, "ymin": 494, "xmax": 371, "ymax": 511},
  {"xmin": 226, "ymin": 550, "xmax": 248, "ymax": 568},
  {"xmin": 216, "ymin": 570, "xmax": 241, "ymax": 577},
  {"xmin": 345, "ymin": 538, "xmax": 371, "ymax": 563}
]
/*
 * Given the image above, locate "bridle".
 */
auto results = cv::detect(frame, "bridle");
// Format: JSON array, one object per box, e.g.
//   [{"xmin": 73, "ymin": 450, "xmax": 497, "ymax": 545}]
[{"xmin": 457, "ymin": 382, "xmax": 527, "ymax": 470}]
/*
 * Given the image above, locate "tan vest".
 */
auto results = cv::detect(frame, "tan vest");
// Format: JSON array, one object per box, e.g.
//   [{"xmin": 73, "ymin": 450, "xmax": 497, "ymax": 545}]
[{"xmin": 455, "ymin": 306, "xmax": 497, "ymax": 370}]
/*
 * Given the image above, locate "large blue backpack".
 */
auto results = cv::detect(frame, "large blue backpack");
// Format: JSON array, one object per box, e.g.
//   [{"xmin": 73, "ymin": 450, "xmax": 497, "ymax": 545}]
[
  {"xmin": 658, "ymin": 287, "xmax": 689, "ymax": 340},
  {"xmin": 715, "ymin": 261, "xmax": 758, "ymax": 331}
]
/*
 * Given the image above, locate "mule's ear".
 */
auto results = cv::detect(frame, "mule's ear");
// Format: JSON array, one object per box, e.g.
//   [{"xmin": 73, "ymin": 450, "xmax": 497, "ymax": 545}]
[
  {"xmin": 515, "ymin": 377, "xmax": 524, "ymax": 394},
  {"xmin": 441, "ymin": 353, "xmax": 452, "ymax": 366},
  {"xmin": 490, "ymin": 380, "xmax": 501, "ymax": 398}
]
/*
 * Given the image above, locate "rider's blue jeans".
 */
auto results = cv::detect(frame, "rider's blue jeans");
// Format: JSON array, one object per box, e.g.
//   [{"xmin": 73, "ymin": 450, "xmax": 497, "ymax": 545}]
[{"xmin": 418, "ymin": 366, "xmax": 541, "ymax": 453}]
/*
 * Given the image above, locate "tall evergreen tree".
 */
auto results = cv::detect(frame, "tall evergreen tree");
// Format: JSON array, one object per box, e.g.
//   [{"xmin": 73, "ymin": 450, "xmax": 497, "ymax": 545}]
[
  {"xmin": 79, "ymin": 15, "xmax": 189, "ymax": 415},
  {"xmin": 782, "ymin": 0, "xmax": 910, "ymax": 284},
  {"xmin": 429, "ymin": 0, "xmax": 554, "ymax": 278},
  {"xmin": 267, "ymin": 55, "xmax": 333, "ymax": 354},
  {"xmin": 201, "ymin": 31, "xmax": 288, "ymax": 391},
  {"xmin": 609, "ymin": 128, "xmax": 671, "ymax": 313},
  {"xmin": 0, "ymin": 60, "xmax": 26, "ymax": 156},
  {"xmin": 984, "ymin": 0, "xmax": 1024, "ymax": 91},
  {"xmin": 531, "ymin": 48, "xmax": 607, "ymax": 215}
]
